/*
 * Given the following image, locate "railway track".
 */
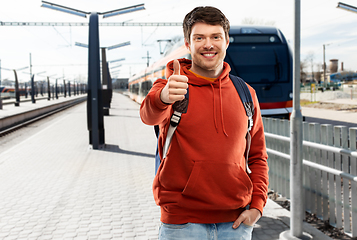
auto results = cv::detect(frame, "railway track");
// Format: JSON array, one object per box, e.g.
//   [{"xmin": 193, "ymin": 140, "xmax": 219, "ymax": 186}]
[{"xmin": 0, "ymin": 97, "xmax": 86, "ymax": 137}]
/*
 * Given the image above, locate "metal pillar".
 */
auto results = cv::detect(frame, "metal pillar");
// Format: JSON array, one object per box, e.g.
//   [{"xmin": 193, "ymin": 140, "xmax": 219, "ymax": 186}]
[
  {"xmin": 101, "ymin": 48, "xmax": 111, "ymax": 116},
  {"xmin": 280, "ymin": 1, "xmax": 311, "ymax": 239},
  {"xmin": 35, "ymin": 82, "xmax": 38, "ymax": 97},
  {"xmin": 87, "ymin": 12, "xmax": 104, "ymax": 149},
  {"xmin": 55, "ymin": 79, "xmax": 58, "ymax": 99},
  {"xmin": 14, "ymin": 70, "xmax": 20, "ymax": 106},
  {"xmin": 64, "ymin": 80, "xmax": 67, "ymax": 97},
  {"xmin": 25, "ymin": 83, "xmax": 28, "ymax": 98},
  {"xmin": 323, "ymin": 44, "xmax": 326, "ymax": 83},
  {"xmin": 31, "ymin": 75, "xmax": 36, "ymax": 103},
  {"xmin": 47, "ymin": 77, "xmax": 51, "ymax": 100},
  {"xmin": 29, "ymin": 53, "xmax": 32, "ymax": 79}
]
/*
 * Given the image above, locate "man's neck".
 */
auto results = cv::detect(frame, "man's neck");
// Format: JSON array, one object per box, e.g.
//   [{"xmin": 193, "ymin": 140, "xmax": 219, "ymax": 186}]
[{"xmin": 190, "ymin": 64, "xmax": 223, "ymax": 79}]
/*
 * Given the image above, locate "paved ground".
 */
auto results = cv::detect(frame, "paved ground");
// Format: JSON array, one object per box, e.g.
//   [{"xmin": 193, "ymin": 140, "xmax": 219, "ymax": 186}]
[
  {"xmin": 302, "ymin": 98, "xmax": 357, "ymax": 125},
  {"xmin": 0, "ymin": 92, "xmax": 331, "ymax": 239}
]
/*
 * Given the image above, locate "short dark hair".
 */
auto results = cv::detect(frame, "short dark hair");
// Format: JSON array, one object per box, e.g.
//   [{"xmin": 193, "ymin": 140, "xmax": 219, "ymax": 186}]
[{"xmin": 183, "ymin": 6, "xmax": 230, "ymax": 43}]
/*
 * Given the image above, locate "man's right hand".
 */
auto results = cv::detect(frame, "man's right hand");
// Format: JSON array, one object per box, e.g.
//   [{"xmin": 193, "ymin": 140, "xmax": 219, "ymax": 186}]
[{"xmin": 160, "ymin": 59, "xmax": 188, "ymax": 104}]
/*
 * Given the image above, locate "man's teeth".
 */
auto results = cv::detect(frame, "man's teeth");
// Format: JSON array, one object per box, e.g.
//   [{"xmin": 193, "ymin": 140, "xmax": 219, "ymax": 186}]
[{"xmin": 203, "ymin": 53, "xmax": 215, "ymax": 56}]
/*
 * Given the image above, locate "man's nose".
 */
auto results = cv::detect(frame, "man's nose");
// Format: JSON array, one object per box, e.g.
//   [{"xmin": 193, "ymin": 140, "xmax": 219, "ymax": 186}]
[{"xmin": 204, "ymin": 38, "xmax": 213, "ymax": 49}]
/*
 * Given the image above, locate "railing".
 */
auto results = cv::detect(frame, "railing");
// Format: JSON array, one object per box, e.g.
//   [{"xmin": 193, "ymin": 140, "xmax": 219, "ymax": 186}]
[{"xmin": 263, "ymin": 117, "xmax": 357, "ymax": 237}]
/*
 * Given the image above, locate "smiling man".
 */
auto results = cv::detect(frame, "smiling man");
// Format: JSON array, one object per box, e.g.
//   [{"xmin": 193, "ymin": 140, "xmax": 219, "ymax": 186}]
[
  {"xmin": 140, "ymin": 6, "xmax": 269, "ymax": 240},
  {"xmin": 187, "ymin": 22, "xmax": 228, "ymax": 78}
]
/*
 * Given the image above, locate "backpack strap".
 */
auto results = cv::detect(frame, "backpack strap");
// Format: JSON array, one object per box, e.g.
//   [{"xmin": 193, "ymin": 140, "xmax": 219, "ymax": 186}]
[
  {"xmin": 155, "ymin": 87, "xmax": 189, "ymax": 174},
  {"xmin": 162, "ymin": 88, "xmax": 189, "ymax": 159},
  {"xmin": 229, "ymin": 74, "xmax": 255, "ymax": 174},
  {"xmin": 229, "ymin": 74, "xmax": 254, "ymax": 129}
]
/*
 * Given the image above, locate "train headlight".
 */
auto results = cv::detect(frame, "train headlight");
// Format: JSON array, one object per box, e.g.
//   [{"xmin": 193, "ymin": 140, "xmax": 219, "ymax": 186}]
[{"xmin": 289, "ymin": 92, "xmax": 293, "ymax": 99}]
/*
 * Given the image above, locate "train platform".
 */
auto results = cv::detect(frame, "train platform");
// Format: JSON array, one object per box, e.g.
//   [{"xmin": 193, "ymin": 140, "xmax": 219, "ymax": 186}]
[{"xmin": 0, "ymin": 92, "xmax": 331, "ymax": 240}]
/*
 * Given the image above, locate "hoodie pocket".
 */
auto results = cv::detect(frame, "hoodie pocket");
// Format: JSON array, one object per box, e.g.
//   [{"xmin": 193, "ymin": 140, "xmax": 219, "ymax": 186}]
[{"xmin": 181, "ymin": 161, "xmax": 253, "ymax": 210}]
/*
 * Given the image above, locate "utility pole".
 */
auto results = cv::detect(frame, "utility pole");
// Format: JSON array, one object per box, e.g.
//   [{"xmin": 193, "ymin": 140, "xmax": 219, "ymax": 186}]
[
  {"xmin": 323, "ymin": 44, "xmax": 326, "ymax": 83},
  {"xmin": 323, "ymin": 44, "xmax": 328, "ymax": 84},
  {"xmin": 157, "ymin": 39, "xmax": 172, "ymax": 54},
  {"xmin": 142, "ymin": 51, "xmax": 151, "ymax": 67},
  {"xmin": 280, "ymin": 1, "xmax": 311, "ymax": 239},
  {"xmin": 29, "ymin": 53, "xmax": 32, "ymax": 78},
  {"xmin": 323, "ymin": 43, "xmax": 332, "ymax": 85}
]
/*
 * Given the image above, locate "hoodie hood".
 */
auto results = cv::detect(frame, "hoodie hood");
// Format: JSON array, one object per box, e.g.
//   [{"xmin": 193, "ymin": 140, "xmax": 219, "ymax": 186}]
[{"xmin": 166, "ymin": 58, "xmax": 232, "ymax": 136}]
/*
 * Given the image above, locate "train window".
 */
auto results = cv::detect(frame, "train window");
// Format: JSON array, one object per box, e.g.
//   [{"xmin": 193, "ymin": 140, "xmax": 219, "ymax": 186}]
[
  {"xmin": 229, "ymin": 35, "xmax": 281, "ymax": 43},
  {"xmin": 141, "ymin": 81, "xmax": 152, "ymax": 96},
  {"xmin": 241, "ymin": 28, "xmax": 262, "ymax": 34},
  {"xmin": 225, "ymin": 43, "xmax": 289, "ymax": 84},
  {"xmin": 130, "ymin": 83, "xmax": 139, "ymax": 95}
]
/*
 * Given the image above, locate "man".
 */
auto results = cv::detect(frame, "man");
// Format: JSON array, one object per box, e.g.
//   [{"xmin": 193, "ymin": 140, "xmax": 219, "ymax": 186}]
[{"xmin": 140, "ymin": 6, "xmax": 269, "ymax": 240}]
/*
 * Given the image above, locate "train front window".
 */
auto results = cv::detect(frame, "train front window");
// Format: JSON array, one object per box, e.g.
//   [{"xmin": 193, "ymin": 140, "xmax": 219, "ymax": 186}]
[{"xmin": 225, "ymin": 36, "xmax": 289, "ymax": 84}]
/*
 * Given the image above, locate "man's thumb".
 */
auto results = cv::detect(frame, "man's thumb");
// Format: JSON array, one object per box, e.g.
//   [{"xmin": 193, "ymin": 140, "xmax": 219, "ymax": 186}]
[{"xmin": 173, "ymin": 59, "xmax": 180, "ymax": 75}]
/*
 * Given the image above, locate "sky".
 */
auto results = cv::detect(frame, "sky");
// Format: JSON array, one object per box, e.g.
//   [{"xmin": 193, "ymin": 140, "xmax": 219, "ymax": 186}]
[{"xmin": 0, "ymin": 0, "xmax": 357, "ymax": 85}]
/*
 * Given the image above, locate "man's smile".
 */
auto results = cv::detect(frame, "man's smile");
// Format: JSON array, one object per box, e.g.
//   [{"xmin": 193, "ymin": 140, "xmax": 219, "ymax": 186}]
[{"xmin": 201, "ymin": 52, "xmax": 217, "ymax": 58}]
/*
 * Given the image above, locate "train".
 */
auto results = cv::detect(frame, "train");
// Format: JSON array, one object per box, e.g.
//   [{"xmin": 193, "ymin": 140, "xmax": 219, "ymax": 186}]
[
  {"xmin": 0, "ymin": 86, "xmax": 34, "ymax": 99},
  {"xmin": 128, "ymin": 25, "xmax": 293, "ymax": 119}
]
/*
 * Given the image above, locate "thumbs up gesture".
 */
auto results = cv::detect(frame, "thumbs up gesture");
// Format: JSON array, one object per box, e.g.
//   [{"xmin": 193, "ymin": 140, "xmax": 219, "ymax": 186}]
[{"xmin": 160, "ymin": 59, "xmax": 188, "ymax": 104}]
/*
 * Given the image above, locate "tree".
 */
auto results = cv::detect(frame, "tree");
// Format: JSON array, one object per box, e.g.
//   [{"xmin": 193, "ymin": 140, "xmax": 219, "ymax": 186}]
[
  {"xmin": 304, "ymin": 51, "xmax": 315, "ymax": 82},
  {"xmin": 300, "ymin": 60, "xmax": 307, "ymax": 83}
]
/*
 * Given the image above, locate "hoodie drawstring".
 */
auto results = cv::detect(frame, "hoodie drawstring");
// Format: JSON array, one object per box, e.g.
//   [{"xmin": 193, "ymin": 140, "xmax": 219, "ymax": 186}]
[
  {"xmin": 210, "ymin": 84, "xmax": 219, "ymax": 133},
  {"xmin": 219, "ymin": 79, "xmax": 228, "ymax": 137},
  {"xmin": 211, "ymin": 80, "xmax": 228, "ymax": 137}
]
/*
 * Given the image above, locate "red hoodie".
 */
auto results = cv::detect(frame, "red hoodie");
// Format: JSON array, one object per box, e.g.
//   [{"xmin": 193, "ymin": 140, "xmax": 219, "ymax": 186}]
[{"xmin": 140, "ymin": 58, "xmax": 269, "ymax": 224}]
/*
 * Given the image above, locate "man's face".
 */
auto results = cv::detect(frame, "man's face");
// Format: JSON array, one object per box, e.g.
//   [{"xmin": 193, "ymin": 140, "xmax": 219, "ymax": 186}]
[{"xmin": 185, "ymin": 22, "xmax": 229, "ymax": 76}]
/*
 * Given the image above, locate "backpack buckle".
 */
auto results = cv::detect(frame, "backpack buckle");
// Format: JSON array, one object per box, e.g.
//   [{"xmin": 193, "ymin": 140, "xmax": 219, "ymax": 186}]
[
  {"xmin": 248, "ymin": 116, "xmax": 253, "ymax": 132},
  {"xmin": 170, "ymin": 111, "xmax": 182, "ymax": 127}
]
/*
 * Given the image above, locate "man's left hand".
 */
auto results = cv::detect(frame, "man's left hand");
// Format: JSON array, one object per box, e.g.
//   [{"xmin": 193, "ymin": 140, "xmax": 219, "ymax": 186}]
[{"xmin": 232, "ymin": 208, "xmax": 261, "ymax": 229}]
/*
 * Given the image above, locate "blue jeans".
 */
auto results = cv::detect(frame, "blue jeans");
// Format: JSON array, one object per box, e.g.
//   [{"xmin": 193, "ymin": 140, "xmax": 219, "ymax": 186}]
[{"xmin": 159, "ymin": 222, "xmax": 253, "ymax": 240}]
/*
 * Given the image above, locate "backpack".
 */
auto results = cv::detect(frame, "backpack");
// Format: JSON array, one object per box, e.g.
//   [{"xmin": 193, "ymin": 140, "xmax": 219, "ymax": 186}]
[{"xmin": 154, "ymin": 74, "xmax": 254, "ymax": 175}]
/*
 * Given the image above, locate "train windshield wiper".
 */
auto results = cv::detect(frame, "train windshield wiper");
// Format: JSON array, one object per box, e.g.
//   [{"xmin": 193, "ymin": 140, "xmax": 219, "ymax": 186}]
[{"xmin": 274, "ymin": 50, "xmax": 282, "ymax": 82}]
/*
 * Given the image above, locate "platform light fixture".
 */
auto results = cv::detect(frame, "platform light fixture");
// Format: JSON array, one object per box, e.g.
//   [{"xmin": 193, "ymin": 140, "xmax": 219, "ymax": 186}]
[
  {"xmin": 111, "ymin": 69, "xmax": 121, "ymax": 74},
  {"xmin": 107, "ymin": 41, "xmax": 130, "ymax": 50},
  {"xmin": 1, "ymin": 66, "xmax": 29, "ymax": 72},
  {"xmin": 17, "ymin": 66, "xmax": 29, "ymax": 72},
  {"xmin": 41, "ymin": 1, "xmax": 89, "ymax": 18},
  {"xmin": 109, "ymin": 58, "xmax": 125, "ymax": 63},
  {"xmin": 1, "ymin": 66, "xmax": 29, "ymax": 83},
  {"xmin": 75, "ymin": 42, "xmax": 130, "ymax": 51},
  {"xmin": 41, "ymin": 1, "xmax": 145, "ymax": 19},
  {"xmin": 337, "ymin": 2, "xmax": 357, "ymax": 14},
  {"xmin": 110, "ymin": 64, "xmax": 122, "ymax": 69},
  {"xmin": 22, "ymin": 71, "xmax": 46, "ymax": 76},
  {"xmin": 75, "ymin": 42, "xmax": 89, "ymax": 48},
  {"xmin": 102, "ymin": 4, "xmax": 145, "ymax": 18}
]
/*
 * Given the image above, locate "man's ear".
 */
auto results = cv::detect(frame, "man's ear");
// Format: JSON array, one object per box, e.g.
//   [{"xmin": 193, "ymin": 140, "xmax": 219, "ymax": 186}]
[{"xmin": 184, "ymin": 38, "xmax": 191, "ymax": 52}]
